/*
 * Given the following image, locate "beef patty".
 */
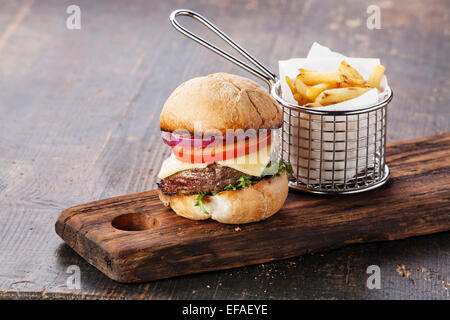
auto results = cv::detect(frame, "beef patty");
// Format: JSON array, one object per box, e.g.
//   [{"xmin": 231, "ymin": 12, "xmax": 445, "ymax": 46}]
[{"xmin": 157, "ymin": 163, "xmax": 251, "ymax": 195}]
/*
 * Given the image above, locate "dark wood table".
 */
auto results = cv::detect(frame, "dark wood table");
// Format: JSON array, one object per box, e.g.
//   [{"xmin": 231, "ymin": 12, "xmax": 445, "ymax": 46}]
[{"xmin": 0, "ymin": 0, "xmax": 448, "ymax": 300}]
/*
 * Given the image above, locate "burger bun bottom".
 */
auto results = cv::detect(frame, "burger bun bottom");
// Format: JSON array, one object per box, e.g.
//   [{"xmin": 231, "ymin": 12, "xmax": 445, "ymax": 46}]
[{"xmin": 158, "ymin": 172, "xmax": 288, "ymax": 224}]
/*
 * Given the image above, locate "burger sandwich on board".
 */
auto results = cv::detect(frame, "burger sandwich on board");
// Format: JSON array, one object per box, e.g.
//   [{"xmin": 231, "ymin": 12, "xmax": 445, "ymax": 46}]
[{"xmin": 157, "ymin": 72, "xmax": 292, "ymax": 224}]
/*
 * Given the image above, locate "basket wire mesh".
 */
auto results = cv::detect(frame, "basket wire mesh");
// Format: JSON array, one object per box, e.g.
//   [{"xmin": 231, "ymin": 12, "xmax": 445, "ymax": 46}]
[{"xmin": 277, "ymin": 85, "xmax": 392, "ymax": 194}]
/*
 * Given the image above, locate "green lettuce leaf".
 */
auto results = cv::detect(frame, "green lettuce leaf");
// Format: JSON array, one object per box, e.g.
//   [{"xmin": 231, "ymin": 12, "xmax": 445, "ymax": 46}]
[
  {"xmin": 194, "ymin": 192, "xmax": 209, "ymax": 215},
  {"xmin": 193, "ymin": 160, "xmax": 292, "ymax": 213}
]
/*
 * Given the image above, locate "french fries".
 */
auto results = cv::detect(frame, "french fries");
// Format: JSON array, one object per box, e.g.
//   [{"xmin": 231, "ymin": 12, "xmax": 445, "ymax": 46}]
[
  {"xmin": 315, "ymin": 87, "xmax": 371, "ymax": 106},
  {"xmin": 286, "ymin": 60, "xmax": 386, "ymax": 107},
  {"xmin": 368, "ymin": 64, "xmax": 385, "ymax": 89},
  {"xmin": 298, "ymin": 72, "xmax": 343, "ymax": 85},
  {"xmin": 303, "ymin": 102, "xmax": 322, "ymax": 108},
  {"xmin": 338, "ymin": 60, "xmax": 364, "ymax": 82},
  {"xmin": 294, "ymin": 78, "xmax": 309, "ymax": 97},
  {"xmin": 285, "ymin": 76, "xmax": 295, "ymax": 93},
  {"xmin": 306, "ymin": 83, "xmax": 333, "ymax": 101},
  {"xmin": 341, "ymin": 75, "xmax": 367, "ymax": 87}
]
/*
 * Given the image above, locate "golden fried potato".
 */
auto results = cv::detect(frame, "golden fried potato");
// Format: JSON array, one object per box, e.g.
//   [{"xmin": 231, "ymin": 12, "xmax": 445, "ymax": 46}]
[
  {"xmin": 306, "ymin": 83, "xmax": 333, "ymax": 101},
  {"xmin": 338, "ymin": 60, "xmax": 365, "ymax": 82},
  {"xmin": 315, "ymin": 87, "xmax": 371, "ymax": 106},
  {"xmin": 340, "ymin": 74, "xmax": 367, "ymax": 87},
  {"xmin": 284, "ymin": 60, "xmax": 386, "ymax": 107},
  {"xmin": 298, "ymin": 71, "xmax": 343, "ymax": 85},
  {"xmin": 285, "ymin": 76, "xmax": 295, "ymax": 94},
  {"xmin": 368, "ymin": 65, "xmax": 385, "ymax": 90},
  {"xmin": 294, "ymin": 78, "xmax": 309, "ymax": 98},
  {"xmin": 304, "ymin": 102, "xmax": 323, "ymax": 108}
]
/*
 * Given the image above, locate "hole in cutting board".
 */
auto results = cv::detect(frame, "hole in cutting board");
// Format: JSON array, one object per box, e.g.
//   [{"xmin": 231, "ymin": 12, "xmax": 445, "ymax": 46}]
[{"xmin": 112, "ymin": 213, "xmax": 160, "ymax": 231}]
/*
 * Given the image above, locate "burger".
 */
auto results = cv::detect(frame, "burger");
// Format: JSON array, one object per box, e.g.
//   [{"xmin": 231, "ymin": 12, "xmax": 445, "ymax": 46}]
[{"xmin": 157, "ymin": 72, "xmax": 291, "ymax": 224}]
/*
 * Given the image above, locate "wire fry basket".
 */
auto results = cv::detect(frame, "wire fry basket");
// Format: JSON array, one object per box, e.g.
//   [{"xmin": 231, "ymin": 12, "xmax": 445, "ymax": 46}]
[
  {"xmin": 170, "ymin": 9, "xmax": 393, "ymax": 194},
  {"xmin": 273, "ymin": 83, "xmax": 392, "ymax": 194}
]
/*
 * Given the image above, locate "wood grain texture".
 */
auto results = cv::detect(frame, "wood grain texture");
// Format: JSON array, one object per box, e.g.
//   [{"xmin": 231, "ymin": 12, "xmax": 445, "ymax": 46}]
[
  {"xmin": 55, "ymin": 134, "xmax": 450, "ymax": 283},
  {"xmin": 0, "ymin": 0, "xmax": 449, "ymax": 299}
]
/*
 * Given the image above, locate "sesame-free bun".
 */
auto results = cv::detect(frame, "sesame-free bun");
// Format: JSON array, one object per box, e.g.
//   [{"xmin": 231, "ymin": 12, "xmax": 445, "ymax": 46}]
[
  {"xmin": 158, "ymin": 172, "xmax": 288, "ymax": 224},
  {"xmin": 160, "ymin": 72, "xmax": 282, "ymax": 135}
]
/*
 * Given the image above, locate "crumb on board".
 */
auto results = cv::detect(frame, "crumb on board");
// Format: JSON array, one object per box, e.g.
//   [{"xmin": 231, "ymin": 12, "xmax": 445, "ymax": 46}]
[
  {"xmin": 396, "ymin": 264, "xmax": 411, "ymax": 278},
  {"xmin": 234, "ymin": 226, "xmax": 242, "ymax": 232}
]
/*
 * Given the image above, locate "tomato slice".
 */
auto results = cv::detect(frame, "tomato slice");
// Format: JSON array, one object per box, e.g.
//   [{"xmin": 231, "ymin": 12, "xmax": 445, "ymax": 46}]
[{"xmin": 172, "ymin": 132, "xmax": 272, "ymax": 164}]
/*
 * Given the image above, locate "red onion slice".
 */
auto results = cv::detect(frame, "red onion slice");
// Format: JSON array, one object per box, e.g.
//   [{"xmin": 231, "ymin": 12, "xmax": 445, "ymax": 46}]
[{"xmin": 161, "ymin": 131, "xmax": 220, "ymax": 148}]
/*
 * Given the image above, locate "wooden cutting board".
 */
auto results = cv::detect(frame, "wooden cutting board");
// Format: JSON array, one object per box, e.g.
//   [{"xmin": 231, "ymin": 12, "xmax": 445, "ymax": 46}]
[{"xmin": 55, "ymin": 133, "xmax": 450, "ymax": 283}]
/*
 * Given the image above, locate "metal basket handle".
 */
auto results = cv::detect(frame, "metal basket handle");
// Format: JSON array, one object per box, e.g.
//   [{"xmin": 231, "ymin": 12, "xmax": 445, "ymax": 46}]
[{"xmin": 169, "ymin": 9, "xmax": 278, "ymax": 88}]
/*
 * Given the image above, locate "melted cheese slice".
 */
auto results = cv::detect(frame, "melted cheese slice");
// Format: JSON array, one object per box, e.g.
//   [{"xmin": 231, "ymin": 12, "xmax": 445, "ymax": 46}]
[
  {"xmin": 157, "ymin": 154, "xmax": 207, "ymax": 179},
  {"xmin": 157, "ymin": 144, "xmax": 273, "ymax": 179}
]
